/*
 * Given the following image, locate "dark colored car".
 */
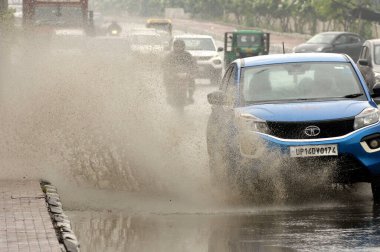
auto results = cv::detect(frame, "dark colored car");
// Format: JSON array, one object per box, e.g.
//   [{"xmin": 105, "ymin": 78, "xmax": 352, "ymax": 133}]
[
  {"xmin": 293, "ymin": 32, "xmax": 364, "ymax": 61},
  {"xmin": 357, "ymin": 39, "xmax": 380, "ymax": 91}
]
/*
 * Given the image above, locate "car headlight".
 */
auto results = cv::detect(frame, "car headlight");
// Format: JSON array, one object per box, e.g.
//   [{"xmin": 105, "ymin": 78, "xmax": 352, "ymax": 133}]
[
  {"xmin": 238, "ymin": 113, "xmax": 269, "ymax": 133},
  {"xmin": 354, "ymin": 107, "xmax": 380, "ymax": 130}
]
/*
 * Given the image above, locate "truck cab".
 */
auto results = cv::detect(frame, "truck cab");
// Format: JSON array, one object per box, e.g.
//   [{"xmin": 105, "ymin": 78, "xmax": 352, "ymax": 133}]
[
  {"xmin": 22, "ymin": 0, "xmax": 94, "ymax": 34},
  {"xmin": 146, "ymin": 18, "xmax": 172, "ymax": 50}
]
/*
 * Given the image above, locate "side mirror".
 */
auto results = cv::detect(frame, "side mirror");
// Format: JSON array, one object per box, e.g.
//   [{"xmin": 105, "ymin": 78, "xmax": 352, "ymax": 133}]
[
  {"xmin": 358, "ymin": 59, "xmax": 369, "ymax": 66},
  {"xmin": 372, "ymin": 83, "xmax": 380, "ymax": 98},
  {"xmin": 207, "ymin": 91, "xmax": 226, "ymax": 105},
  {"xmin": 217, "ymin": 47, "xmax": 224, "ymax": 52}
]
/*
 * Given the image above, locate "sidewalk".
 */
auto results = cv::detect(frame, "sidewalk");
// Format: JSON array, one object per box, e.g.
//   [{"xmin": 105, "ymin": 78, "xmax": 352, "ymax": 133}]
[{"xmin": 0, "ymin": 180, "xmax": 61, "ymax": 252}]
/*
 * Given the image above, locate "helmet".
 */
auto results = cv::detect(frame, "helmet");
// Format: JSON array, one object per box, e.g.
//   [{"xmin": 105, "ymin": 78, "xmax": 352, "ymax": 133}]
[{"xmin": 173, "ymin": 39, "xmax": 186, "ymax": 52}]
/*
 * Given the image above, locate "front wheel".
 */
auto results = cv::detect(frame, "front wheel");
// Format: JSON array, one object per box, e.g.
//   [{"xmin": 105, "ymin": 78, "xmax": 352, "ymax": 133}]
[{"xmin": 371, "ymin": 177, "xmax": 380, "ymax": 204}]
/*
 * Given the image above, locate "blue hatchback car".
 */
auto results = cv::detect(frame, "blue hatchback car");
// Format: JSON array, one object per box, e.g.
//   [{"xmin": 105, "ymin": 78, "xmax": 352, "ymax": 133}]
[{"xmin": 207, "ymin": 53, "xmax": 380, "ymax": 202}]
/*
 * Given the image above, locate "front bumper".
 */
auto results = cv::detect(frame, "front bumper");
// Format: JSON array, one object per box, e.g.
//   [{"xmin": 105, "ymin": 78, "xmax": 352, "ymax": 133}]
[{"xmin": 241, "ymin": 122, "xmax": 380, "ymax": 177}]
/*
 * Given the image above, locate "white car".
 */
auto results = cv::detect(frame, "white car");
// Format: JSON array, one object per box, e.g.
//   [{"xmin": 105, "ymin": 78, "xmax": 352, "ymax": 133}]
[
  {"xmin": 129, "ymin": 29, "xmax": 164, "ymax": 56},
  {"xmin": 173, "ymin": 34, "xmax": 223, "ymax": 85}
]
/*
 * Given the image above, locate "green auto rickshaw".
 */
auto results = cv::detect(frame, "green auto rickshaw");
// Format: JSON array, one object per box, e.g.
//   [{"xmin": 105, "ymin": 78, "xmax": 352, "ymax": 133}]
[{"xmin": 224, "ymin": 30, "xmax": 270, "ymax": 67}]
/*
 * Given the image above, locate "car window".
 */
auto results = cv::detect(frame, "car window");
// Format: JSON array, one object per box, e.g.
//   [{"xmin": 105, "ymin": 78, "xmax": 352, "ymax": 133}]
[
  {"xmin": 348, "ymin": 35, "xmax": 361, "ymax": 44},
  {"xmin": 236, "ymin": 34, "xmax": 261, "ymax": 47},
  {"xmin": 242, "ymin": 62, "xmax": 363, "ymax": 103},
  {"xmin": 306, "ymin": 33, "xmax": 336, "ymax": 44},
  {"xmin": 360, "ymin": 46, "xmax": 369, "ymax": 59},
  {"xmin": 181, "ymin": 38, "xmax": 216, "ymax": 51},
  {"xmin": 334, "ymin": 35, "xmax": 348, "ymax": 45}
]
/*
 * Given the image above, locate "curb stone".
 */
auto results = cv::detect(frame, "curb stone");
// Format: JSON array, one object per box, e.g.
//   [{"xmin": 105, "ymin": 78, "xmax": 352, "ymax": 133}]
[{"xmin": 40, "ymin": 180, "xmax": 81, "ymax": 252}]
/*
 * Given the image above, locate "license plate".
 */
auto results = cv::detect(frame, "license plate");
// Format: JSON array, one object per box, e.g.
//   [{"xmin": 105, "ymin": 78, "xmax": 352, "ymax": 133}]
[{"xmin": 290, "ymin": 144, "xmax": 338, "ymax": 157}]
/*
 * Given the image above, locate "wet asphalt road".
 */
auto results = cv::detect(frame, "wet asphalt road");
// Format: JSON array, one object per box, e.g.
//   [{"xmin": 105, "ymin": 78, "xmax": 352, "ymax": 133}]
[
  {"xmin": 6, "ymin": 19, "xmax": 380, "ymax": 252},
  {"xmin": 67, "ymin": 201, "xmax": 380, "ymax": 252}
]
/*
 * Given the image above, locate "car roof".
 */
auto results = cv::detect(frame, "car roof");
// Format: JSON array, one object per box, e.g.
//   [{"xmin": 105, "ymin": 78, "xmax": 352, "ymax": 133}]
[
  {"xmin": 241, "ymin": 53, "xmax": 350, "ymax": 67},
  {"xmin": 174, "ymin": 34, "xmax": 213, "ymax": 39},
  {"xmin": 365, "ymin": 39, "xmax": 380, "ymax": 45},
  {"xmin": 316, "ymin": 31, "xmax": 360, "ymax": 36}
]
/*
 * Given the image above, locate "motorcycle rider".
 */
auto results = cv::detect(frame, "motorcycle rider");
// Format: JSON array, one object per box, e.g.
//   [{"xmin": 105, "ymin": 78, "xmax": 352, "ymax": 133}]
[
  {"xmin": 162, "ymin": 39, "xmax": 197, "ymax": 103},
  {"xmin": 107, "ymin": 21, "xmax": 122, "ymax": 36}
]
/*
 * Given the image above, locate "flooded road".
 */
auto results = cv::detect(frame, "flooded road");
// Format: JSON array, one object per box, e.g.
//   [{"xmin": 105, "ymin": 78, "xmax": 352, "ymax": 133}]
[
  {"xmin": 67, "ymin": 201, "xmax": 380, "ymax": 252},
  {"xmin": 3, "ymin": 19, "xmax": 380, "ymax": 252}
]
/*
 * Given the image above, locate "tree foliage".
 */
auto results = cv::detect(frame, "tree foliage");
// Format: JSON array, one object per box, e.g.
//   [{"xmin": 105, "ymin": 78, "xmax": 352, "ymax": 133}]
[{"xmin": 96, "ymin": 0, "xmax": 380, "ymax": 37}]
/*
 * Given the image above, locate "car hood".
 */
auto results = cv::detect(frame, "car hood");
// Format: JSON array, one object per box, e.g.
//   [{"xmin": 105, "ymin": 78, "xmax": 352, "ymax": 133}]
[
  {"xmin": 238, "ymin": 100, "xmax": 371, "ymax": 122},
  {"xmin": 188, "ymin": 50, "xmax": 218, "ymax": 57},
  {"xmin": 294, "ymin": 43, "xmax": 330, "ymax": 52}
]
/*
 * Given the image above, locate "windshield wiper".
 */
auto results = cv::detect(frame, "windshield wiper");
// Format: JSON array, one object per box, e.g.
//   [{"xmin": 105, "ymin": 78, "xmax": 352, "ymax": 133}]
[{"xmin": 343, "ymin": 93, "xmax": 363, "ymax": 98}]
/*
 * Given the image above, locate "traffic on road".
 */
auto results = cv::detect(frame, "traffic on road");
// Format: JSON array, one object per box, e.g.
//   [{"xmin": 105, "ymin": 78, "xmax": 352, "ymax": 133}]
[{"xmin": 3, "ymin": 1, "xmax": 380, "ymax": 251}]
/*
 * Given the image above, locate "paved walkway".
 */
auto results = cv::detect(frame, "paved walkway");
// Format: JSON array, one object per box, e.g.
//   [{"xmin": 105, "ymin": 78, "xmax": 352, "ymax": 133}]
[{"xmin": 0, "ymin": 180, "xmax": 61, "ymax": 252}]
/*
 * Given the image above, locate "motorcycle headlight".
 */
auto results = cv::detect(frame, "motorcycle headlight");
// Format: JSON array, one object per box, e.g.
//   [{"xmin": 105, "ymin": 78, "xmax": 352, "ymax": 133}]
[
  {"xmin": 238, "ymin": 113, "xmax": 269, "ymax": 133},
  {"xmin": 354, "ymin": 107, "xmax": 380, "ymax": 130}
]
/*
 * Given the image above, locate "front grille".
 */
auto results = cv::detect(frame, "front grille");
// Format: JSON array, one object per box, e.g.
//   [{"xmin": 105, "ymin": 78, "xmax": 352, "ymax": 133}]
[{"xmin": 267, "ymin": 117, "xmax": 355, "ymax": 139}]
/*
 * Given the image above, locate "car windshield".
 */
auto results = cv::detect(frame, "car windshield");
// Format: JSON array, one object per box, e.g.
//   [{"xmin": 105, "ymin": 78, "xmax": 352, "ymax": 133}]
[
  {"xmin": 236, "ymin": 34, "xmax": 262, "ymax": 47},
  {"xmin": 146, "ymin": 23, "xmax": 171, "ymax": 33},
  {"xmin": 181, "ymin": 38, "xmax": 216, "ymax": 51},
  {"xmin": 307, "ymin": 33, "xmax": 336, "ymax": 44},
  {"xmin": 131, "ymin": 34, "xmax": 162, "ymax": 45},
  {"xmin": 242, "ymin": 62, "xmax": 363, "ymax": 103}
]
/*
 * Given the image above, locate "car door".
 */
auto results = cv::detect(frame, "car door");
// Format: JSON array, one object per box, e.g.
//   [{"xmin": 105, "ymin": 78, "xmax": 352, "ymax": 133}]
[
  {"xmin": 347, "ymin": 34, "xmax": 364, "ymax": 61},
  {"xmin": 333, "ymin": 34, "xmax": 363, "ymax": 61},
  {"xmin": 332, "ymin": 34, "xmax": 350, "ymax": 55},
  {"xmin": 358, "ymin": 43, "xmax": 376, "ymax": 90}
]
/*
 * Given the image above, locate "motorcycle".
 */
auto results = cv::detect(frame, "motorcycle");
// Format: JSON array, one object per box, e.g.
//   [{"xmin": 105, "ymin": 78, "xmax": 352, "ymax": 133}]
[
  {"xmin": 164, "ymin": 72, "xmax": 193, "ymax": 112},
  {"xmin": 107, "ymin": 22, "xmax": 122, "ymax": 36}
]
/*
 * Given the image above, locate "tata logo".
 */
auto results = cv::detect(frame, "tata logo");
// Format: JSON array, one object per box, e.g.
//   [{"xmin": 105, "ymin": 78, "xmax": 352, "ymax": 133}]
[{"xmin": 304, "ymin": 126, "xmax": 321, "ymax": 137}]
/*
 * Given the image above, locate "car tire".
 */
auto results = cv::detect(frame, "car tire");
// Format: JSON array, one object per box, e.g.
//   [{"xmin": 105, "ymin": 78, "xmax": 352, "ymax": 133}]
[{"xmin": 371, "ymin": 177, "xmax": 380, "ymax": 204}]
